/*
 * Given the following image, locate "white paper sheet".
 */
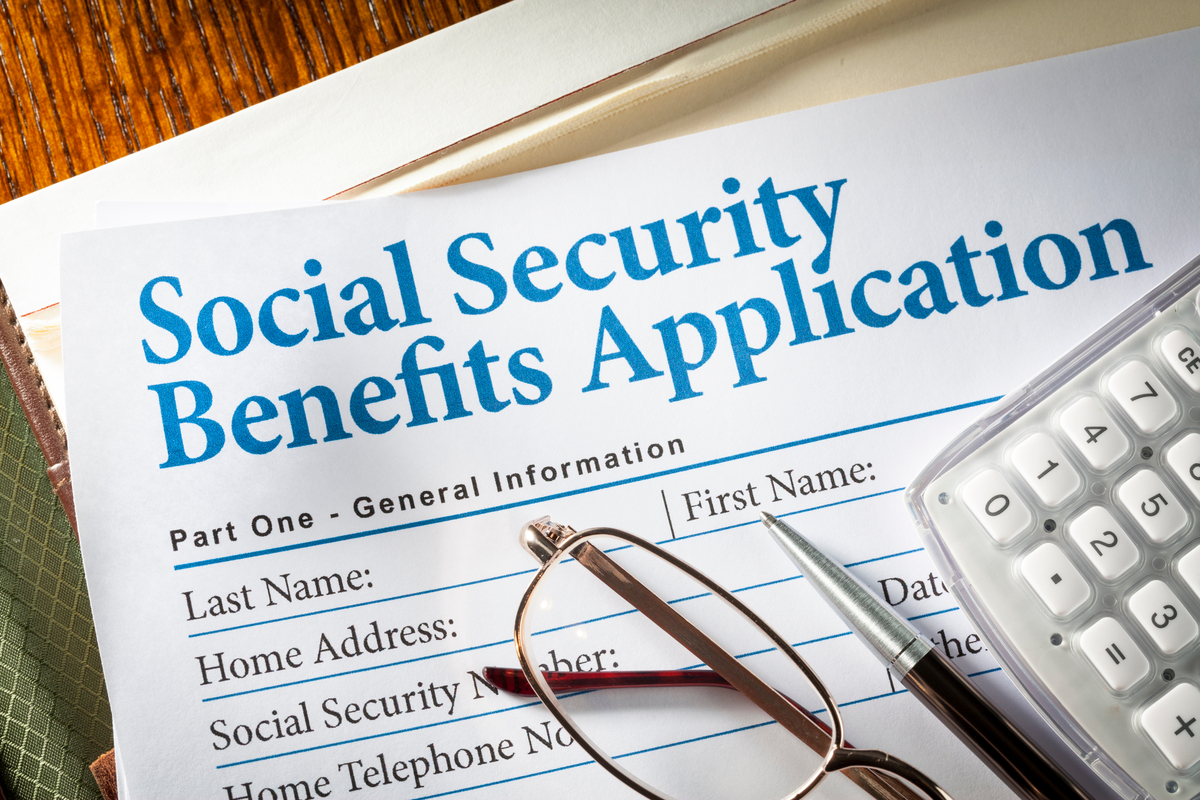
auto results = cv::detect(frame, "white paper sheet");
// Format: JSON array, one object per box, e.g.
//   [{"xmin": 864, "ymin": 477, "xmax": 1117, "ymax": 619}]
[{"xmin": 62, "ymin": 29, "xmax": 1200, "ymax": 800}]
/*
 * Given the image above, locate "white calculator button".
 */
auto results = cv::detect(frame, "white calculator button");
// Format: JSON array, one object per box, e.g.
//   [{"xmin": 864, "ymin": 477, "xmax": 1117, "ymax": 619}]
[
  {"xmin": 1107, "ymin": 360, "xmax": 1177, "ymax": 434},
  {"xmin": 1010, "ymin": 433, "xmax": 1081, "ymax": 507},
  {"xmin": 1160, "ymin": 329, "xmax": 1200, "ymax": 392},
  {"xmin": 1019, "ymin": 543, "xmax": 1089, "ymax": 617},
  {"xmin": 1079, "ymin": 617, "xmax": 1149, "ymax": 692},
  {"xmin": 1176, "ymin": 547, "xmax": 1200, "ymax": 601},
  {"xmin": 961, "ymin": 469, "xmax": 1033, "ymax": 544},
  {"xmin": 1058, "ymin": 396, "xmax": 1130, "ymax": 471},
  {"xmin": 1129, "ymin": 580, "xmax": 1198, "ymax": 655},
  {"xmin": 1116, "ymin": 470, "xmax": 1188, "ymax": 543},
  {"xmin": 1066, "ymin": 506, "xmax": 1139, "ymax": 580},
  {"xmin": 1166, "ymin": 432, "xmax": 1200, "ymax": 503},
  {"xmin": 1142, "ymin": 683, "xmax": 1200, "ymax": 770}
]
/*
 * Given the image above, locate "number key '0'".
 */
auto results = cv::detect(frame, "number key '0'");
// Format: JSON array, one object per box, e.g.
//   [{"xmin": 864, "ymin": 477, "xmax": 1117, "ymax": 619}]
[
  {"xmin": 1058, "ymin": 395, "xmax": 1129, "ymax": 471},
  {"xmin": 1116, "ymin": 470, "xmax": 1188, "ymax": 543},
  {"xmin": 961, "ymin": 469, "xmax": 1032, "ymax": 544},
  {"xmin": 1107, "ymin": 360, "xmax": 1178, "ymax": 434}
]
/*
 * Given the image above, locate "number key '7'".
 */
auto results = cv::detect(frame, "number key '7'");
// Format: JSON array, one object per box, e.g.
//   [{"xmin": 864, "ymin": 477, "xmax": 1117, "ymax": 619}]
[{"xmin": 1131, "ymin": 381, "xmax": 1159, "ymax": 401}]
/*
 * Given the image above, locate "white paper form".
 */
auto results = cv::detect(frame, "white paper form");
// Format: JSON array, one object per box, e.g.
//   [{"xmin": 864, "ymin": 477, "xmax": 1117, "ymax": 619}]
[{"xmin": 62, "ymin": 29, "xmax": 1200, "ymax": 800}]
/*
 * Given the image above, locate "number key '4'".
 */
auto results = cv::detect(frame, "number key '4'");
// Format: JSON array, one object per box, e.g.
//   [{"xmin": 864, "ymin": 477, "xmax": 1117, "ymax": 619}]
[{"xmin": 1059, "ymin": 395, "xmax": 1129, "ymax": 471}]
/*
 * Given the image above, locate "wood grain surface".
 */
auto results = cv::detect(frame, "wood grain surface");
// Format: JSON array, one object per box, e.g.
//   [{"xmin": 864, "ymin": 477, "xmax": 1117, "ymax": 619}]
[{"xmin": 0, "ymin": 0, "xmax": 509, "ymax": 204}]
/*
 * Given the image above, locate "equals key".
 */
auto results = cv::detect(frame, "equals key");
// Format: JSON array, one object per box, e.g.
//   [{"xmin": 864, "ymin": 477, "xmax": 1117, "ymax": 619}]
[{"xmin": 1080, "ymin": 617, "xmax": 1149, "ymax": 692}]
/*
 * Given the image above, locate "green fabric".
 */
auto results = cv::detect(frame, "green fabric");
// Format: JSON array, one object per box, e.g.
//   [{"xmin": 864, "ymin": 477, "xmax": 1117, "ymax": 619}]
[{"xmin": 0, "ymin": 362, "xmax": 111, "ymax": 799}]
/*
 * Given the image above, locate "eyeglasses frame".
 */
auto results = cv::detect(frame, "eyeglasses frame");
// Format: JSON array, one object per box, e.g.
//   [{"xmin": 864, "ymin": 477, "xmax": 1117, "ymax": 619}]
[{"xmin": 512, "ymin": 520, "xmax": 951, "ymax": 800}]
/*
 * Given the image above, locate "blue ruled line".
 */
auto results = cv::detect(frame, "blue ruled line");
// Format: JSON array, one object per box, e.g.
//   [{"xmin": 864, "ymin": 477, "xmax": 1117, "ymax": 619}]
[
  {"xmin": 189, "ymin": 395, "xmax": 998, "ymax": 781},
  {"xmin": 182, "ymin": 484, "xmax": 902, "ymax": 642},
  {"xmin": 215, "ymin": 661, "xmax": 1002, "ymax": 773},
  {"xmin": 174, "ymin": 396, "xmax": 998, "ymax": 571},
  {"xmin": 196, "ymin": 541, "xmax": 939, "ymax": 703}
]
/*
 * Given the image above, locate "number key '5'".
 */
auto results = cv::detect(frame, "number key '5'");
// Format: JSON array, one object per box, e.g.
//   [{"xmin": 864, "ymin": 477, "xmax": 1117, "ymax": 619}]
[{"xmin": 1116, "ymin": 470, "xmax": 1187, "ymax": 544}]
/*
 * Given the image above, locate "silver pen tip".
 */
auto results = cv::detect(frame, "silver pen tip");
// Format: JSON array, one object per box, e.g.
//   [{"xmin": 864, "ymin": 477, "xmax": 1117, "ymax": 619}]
[{"xmin": 760, "ymin": 511, "xmax": 777, "ymax": 526}]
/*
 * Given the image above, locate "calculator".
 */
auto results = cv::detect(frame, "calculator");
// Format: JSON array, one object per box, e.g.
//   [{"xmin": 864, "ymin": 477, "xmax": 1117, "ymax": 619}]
[{"xmin": 907, "ymin": 252, "xmax": 1200, "ymax": 800}]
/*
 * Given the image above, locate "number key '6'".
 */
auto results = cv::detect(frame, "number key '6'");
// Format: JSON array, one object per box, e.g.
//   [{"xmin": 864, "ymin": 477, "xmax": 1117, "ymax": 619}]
[{"xmin": 1167, "ymin": 432, "xmax": 1200, "ymax": 503}]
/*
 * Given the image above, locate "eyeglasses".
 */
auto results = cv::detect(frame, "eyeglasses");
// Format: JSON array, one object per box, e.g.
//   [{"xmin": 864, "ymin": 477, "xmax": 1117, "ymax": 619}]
[{"xmin": 489, "ymin": 517, "xmax": 952, "ymax": 800}]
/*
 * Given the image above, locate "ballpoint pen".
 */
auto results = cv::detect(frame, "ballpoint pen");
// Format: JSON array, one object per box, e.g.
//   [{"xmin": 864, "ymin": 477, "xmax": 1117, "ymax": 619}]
[{"xmin": 759, "ymin": 511, "xmax": 1096, "ymax": 800}]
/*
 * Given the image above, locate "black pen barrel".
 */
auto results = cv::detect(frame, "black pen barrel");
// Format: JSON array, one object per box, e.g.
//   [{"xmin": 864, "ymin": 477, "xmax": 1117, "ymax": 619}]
[{"xmin": 900, "ymin": 649, "xmax": 1095, "ymax": 800}]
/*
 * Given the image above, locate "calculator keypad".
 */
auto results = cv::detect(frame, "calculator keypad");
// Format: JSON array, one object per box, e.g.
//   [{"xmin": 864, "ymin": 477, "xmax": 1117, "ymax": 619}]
[{"xmin": 921, "ymin": 289, "xmax": 1200, "ymax": 794}]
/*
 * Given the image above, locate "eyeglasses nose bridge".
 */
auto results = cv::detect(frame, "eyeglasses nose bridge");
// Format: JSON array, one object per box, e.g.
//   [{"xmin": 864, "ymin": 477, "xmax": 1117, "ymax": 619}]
[{"xmin": 520, "ymin": 517, "xmax": 577, "ymax": 564}]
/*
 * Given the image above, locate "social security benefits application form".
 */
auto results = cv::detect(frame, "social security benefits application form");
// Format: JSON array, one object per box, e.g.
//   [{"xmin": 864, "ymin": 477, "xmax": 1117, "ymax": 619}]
[{"xmin": 60, "ymin": 29, "xmax": 1200, "ymax": 800}]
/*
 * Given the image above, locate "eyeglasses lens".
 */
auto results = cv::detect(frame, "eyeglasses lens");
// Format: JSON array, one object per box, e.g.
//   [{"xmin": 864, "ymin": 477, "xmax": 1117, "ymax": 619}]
[{"xmin": 521, "ymin": 535, "xmax": 830, "ymax": 800}]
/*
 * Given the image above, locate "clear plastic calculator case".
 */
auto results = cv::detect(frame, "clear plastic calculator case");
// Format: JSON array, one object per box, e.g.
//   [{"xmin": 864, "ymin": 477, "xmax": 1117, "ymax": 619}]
[{"xmin": 907, "ymin": 252, "xmax": 1200, "ymax": 800}]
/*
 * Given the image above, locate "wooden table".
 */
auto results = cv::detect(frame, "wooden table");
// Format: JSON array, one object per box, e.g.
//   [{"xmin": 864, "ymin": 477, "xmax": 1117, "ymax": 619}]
[{"xmin": 0, "ymin": 0, "xmax": 509, "ymax": 205}]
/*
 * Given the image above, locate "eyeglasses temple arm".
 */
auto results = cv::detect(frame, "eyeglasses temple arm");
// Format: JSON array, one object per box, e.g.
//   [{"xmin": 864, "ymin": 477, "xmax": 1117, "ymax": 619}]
[
  {"xmin": 484, "ymin": 666, "xmax": 731, "ymax": 695},
  {"xmin": 485, "ymin": 666, "xmax": 836, "ymax": 732},
  {"xmin": 570, "ymin": 542, "xmax": 815, "ymax": 734},
  {"xmin": 564, "ymin": 543, "xmax": 930, "ymax": 800},
  {"xmin": 828, "ymin": 748, "xmax": 953, "ymax": 800}
]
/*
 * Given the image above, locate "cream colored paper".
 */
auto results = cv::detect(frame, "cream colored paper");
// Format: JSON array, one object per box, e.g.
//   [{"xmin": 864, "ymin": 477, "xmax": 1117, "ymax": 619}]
[{"xmin": 11, "ymin": 0, "xmax": 1200, "ymax": 422}]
